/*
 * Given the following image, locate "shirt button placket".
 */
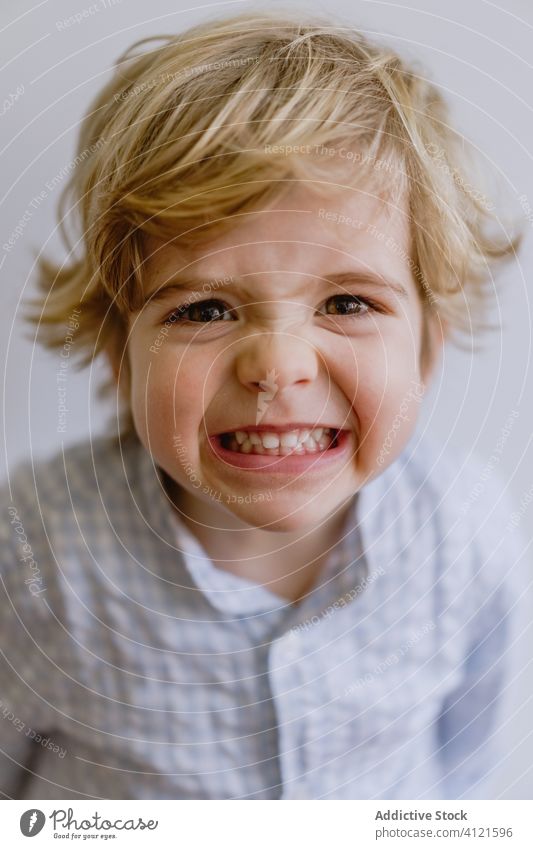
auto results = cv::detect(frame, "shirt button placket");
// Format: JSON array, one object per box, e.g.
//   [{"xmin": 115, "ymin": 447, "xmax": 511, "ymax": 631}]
[{"xmin": 268, "ymin": 629, "xmax": 312, "ymax": 799}]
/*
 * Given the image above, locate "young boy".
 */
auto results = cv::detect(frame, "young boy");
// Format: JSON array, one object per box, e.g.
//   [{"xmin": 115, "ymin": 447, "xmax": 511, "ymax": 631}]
[{"xmin": 0, "ymin": 11, "xmax": 526, "ymax": 800}]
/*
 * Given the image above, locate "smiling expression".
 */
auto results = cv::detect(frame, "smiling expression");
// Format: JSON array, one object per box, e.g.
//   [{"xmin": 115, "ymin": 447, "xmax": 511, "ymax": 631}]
[{"xmin": 122, "ymin": 183, "xmax": 438, "ymax": 531}]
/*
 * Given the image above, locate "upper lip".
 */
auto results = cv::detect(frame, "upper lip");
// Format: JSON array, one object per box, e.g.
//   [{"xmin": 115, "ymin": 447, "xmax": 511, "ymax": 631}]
[{"xmin": 213, "ymin": 423, "xmax": 344, "ymax": 435}]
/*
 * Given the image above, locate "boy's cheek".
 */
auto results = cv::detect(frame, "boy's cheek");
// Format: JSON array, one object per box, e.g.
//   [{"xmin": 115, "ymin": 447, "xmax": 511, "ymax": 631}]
[
  {"xmin": 131, "ymin": 369, "xmax": 212, "ymax": 460},
  {"xmin": 347, "ymin": 356, "xmax": 424, "ymax": 467},
  {"xmin": 370, "ymin": 389, "xmax": 425, "ymax": 470}
]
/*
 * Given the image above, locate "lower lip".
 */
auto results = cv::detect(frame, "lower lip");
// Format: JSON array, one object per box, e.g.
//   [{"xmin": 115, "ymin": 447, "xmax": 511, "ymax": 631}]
[{"xmin": 207, "ymin": 430, "xmax": 353, "ymax": 473}]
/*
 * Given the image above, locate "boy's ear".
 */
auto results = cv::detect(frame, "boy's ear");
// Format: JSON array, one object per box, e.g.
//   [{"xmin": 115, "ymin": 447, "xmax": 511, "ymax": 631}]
[{"xmin": 420, "ymin": 313, "xmax": 447, "ymax": 385}]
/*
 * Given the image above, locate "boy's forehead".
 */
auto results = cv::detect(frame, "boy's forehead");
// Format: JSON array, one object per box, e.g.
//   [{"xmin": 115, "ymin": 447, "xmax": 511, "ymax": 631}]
[{"xmin": 142, "ymin": 184, "xmax": 413, "ymax": 291}]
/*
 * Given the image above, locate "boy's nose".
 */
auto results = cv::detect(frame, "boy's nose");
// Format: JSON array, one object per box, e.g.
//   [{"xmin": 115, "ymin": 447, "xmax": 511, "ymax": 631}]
[{"xmin": 235, "ymin": 331, "xmax": 319, "ymax": 393}]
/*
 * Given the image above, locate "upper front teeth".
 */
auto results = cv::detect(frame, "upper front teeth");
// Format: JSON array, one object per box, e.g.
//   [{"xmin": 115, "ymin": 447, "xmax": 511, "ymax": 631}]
[{"xmin": 233, "ymin": 427, "xmax": 331, "ymax": 449}]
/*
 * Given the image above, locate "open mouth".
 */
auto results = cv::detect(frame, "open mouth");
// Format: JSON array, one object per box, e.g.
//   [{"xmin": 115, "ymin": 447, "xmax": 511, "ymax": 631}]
[{"xmin": 218, "ymin": 426, "xmax": 340, "ymax": 456}]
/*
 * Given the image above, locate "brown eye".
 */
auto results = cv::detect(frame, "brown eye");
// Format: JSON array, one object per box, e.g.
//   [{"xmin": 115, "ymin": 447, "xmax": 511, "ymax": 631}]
[
  {"xmin": 322, "ymin": 294, "xmax": 374, "ymax": 316},
  {"xmin": 167, "ymin": 299, "xmax": 234, "ymax": 323}
]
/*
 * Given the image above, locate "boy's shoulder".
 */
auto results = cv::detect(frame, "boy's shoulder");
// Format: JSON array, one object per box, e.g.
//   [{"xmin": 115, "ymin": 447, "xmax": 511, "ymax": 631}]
[
  {"xmin": 362, "ymin": 425, "xmax": 523, "ymax": 591},
  {"xmin": 2, "ymin": 432, "xmax": 138, "ymax": 513},
  {"xmin": 0, "ymin": 432, "xmax": 150, "ymax": 577},
  {"xmin": 384, "ymin": 424, "xmax": 513, "ymax": 521}
]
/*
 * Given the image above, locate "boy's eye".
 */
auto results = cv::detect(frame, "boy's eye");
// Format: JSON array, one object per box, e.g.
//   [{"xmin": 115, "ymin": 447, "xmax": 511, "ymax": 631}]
[
  {"xmin": 162, "ymin": 293, "xmax": 380, "ymax": 326},
  {"xmin": 320, "ymin": 294, "xmax": 377, "ymax": 317},
  {"xmin": 165, "ymin": 298, "xmax": 235, "ymax": 324}
]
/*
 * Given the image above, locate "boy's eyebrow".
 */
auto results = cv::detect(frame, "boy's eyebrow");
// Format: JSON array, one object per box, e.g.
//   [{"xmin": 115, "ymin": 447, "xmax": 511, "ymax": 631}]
[
  {"xmin": 316, "ymin": 272, "xmax": 410, "ymax": 300},
  {"xmin": 144, "ymin": 271, "xmax": 410, "ymax": 305}
]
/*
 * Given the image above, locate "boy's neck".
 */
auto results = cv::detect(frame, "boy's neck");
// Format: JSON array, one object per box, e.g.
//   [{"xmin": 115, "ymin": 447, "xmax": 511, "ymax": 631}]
[{"xmin": 162, "ymin": 475, "xmax": 356, "ymax": 604}]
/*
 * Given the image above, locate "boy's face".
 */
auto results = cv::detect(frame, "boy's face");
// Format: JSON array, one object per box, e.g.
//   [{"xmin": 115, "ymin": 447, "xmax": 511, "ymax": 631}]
[{"xmin": 124, "ymin": 183, "xmax": 439, "ymax": 531}]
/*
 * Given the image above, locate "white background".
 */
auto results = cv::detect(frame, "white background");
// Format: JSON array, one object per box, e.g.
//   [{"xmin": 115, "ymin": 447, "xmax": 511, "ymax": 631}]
[{"xmin": 1, "ymin": 0, "xmax": 532, "ymax": 798}]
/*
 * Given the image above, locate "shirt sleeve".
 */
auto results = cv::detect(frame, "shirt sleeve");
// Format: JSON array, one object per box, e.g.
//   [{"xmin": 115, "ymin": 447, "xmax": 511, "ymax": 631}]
[
  {"xmin": 0, "ymin": 483, "xmax": 55, "ymax": 798},
  {"xmin": 0, "ymin": 653, "xmax": 41, "ymax": 798},
  {"xmin": 435, "ymin": 467, "xmax": 530, "ymax": 799}
]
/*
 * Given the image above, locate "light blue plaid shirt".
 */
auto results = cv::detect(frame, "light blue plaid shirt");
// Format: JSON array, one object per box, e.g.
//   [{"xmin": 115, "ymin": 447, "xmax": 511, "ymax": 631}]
[{"xmin": 0, "ymin": 424, "xmax": 526, "ymax": 799}]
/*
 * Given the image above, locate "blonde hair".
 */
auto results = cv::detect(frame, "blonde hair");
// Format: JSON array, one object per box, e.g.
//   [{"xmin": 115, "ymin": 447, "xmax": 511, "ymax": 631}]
[{"xmin": 25, "ymin": 9, "xmax": 521, "ymax": 437}]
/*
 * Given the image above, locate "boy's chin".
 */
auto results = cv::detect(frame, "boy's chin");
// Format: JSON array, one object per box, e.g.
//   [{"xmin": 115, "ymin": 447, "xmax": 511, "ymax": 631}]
[{"xmin": 222, "ymin": 497, "xmax": 341, "ymax": 534}]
